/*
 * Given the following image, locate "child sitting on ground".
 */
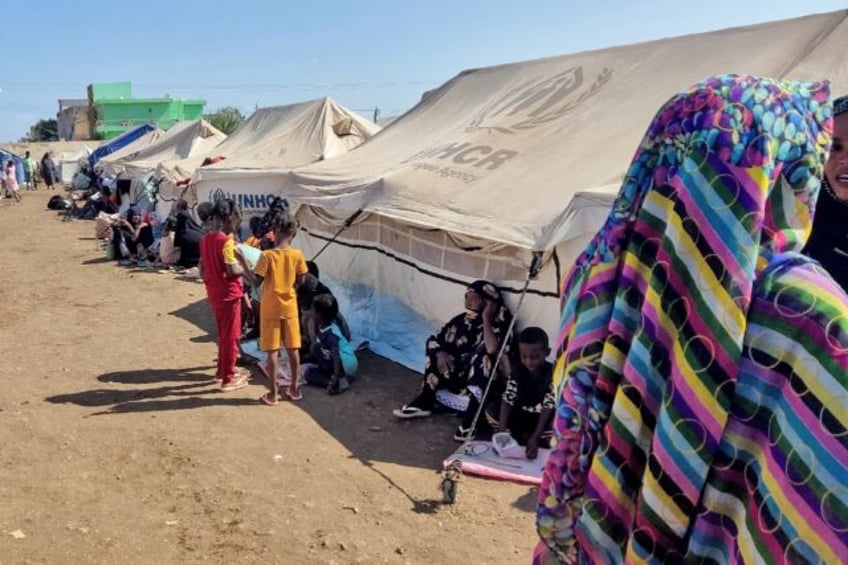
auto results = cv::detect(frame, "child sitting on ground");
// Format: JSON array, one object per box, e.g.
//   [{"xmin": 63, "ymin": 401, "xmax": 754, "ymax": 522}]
[
  {"xmin": 486, "ymin": 326, "xmax": 554, "ymax": 460},
  {"xmin": 239, "ymin": 210, "xmax": 308, "ymax": 405},
  {"xmin": 298, "ymin": 261, "xmax": 352, "ymax": 359},
  {"xmin": 302, "ymin": 294, "xmax": 358, "ymax": 395}
]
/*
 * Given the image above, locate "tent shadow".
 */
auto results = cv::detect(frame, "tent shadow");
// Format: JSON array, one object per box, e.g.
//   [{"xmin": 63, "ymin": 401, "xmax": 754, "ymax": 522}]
[
  {"xmin": 82, "ymin": 256, "xmax": 114, "ymax": 265},
  {"xmin": 512, "ymin": 487, "xmax": 539, "ymax": 514},
  {"xmin": 169, "ymin": 298, "xmax": 216, "ymax": 339},
  {"xmin": 279, "ymin": 350, "xmax": 459, "ymax": 512}
]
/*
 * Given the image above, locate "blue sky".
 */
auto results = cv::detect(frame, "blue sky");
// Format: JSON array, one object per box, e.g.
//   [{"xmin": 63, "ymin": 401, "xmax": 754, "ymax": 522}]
[{"xmin": 0, "ymin": 0, "xmax": 844, "ymax": 141}]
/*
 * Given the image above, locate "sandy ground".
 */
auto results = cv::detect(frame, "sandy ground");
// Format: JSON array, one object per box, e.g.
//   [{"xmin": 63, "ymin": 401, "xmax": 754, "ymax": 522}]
[{"xmin": 0, "ymin": 191, "xmax": 538, "ymax": 564}]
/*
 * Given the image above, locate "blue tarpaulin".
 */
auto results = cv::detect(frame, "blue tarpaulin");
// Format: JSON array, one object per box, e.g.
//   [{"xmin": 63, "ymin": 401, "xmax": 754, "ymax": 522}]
[
  {"xmin": 0, "ymin": 150, "xmax": 25, "ymax": 185},
  {"xmin": 89, "ymin": 123, "xmax": 156, "ymax": 166}
]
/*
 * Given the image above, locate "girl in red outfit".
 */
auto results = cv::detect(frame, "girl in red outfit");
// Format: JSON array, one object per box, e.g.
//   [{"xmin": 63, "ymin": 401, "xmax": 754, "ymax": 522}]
[{"xmin": 199, "ymin": 199, "xmax": 250, "ymax": 391}]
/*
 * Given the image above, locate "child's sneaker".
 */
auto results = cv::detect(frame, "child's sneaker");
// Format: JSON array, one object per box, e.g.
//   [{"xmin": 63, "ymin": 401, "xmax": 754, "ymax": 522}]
[{"xmin": 137, "ymin": 259, "xmax": 152, "ymax": 268}]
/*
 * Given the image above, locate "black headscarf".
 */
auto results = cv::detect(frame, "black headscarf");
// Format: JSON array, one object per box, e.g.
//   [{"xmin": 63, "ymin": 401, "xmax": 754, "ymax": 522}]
[{"xmin": 804, "ymin": 95, "xmax": 848, "ymax": 291}]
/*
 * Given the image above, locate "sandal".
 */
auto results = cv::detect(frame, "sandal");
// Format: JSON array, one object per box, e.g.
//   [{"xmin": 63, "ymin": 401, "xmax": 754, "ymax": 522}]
[
  {"xmin": 283, "ymin": 387, "xmax": 303, "ymax": 402},
  {"xmin": 220, "ymin": 373, "xmax": 248, "ymax": 392},
  {"xmin": 392, "ymin": 404, "xmax": 432, "ymax": 419},
  {"xmin": 260, "ymin": 392, "xmax": 279, "ymax": 406}
]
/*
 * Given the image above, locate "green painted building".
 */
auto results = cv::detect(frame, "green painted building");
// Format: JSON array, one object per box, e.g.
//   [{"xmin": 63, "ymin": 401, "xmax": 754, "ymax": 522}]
[{"xmin": 88, "ymin": 81, "xmax": 206, "ymax": 139}]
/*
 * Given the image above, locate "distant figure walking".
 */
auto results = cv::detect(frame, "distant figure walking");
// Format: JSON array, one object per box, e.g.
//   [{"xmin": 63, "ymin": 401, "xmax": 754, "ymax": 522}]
[
  {"xmin": 4, "ymin": 159, "xmax": 21, "ymax": 202},
  {"xmin": 23, "ymin": 151, "xmax": 37, "ymax": 190},
  {"xmin": 40, "ymin": 152, "xmax": 57, "ymax": 190}
]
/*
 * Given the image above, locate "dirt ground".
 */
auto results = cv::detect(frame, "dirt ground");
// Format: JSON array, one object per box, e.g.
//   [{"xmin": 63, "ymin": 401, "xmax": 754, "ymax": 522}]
[{"xmin": 0, "ymin": 191, "xmax": 538, "ymax": 564}]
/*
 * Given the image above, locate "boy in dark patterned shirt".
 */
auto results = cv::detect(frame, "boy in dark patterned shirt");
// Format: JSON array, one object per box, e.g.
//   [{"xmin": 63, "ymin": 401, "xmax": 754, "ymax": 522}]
[{"xmin": 487, "ymin": 326, "xmax": 554, "ymax": 459}]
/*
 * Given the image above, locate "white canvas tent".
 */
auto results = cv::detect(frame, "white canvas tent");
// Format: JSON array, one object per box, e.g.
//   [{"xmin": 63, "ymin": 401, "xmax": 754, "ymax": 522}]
[
  {"xmin": 116, "ymin": 119, "xmax": 226, "ymax": 179},
  {"xmin": 180, "ymin": 98, "xmax": 380, "ymax": 219},
  {"xmin": 57, "ymin": 146, "xmax": 92, "ymax": 184},
  {"xmin": 266, "ymin": 10, "xmax": 848, "ymax": 371},
  {"xmin": 96, "ymin": 127, "xmax": 166, "ymax": 177}
]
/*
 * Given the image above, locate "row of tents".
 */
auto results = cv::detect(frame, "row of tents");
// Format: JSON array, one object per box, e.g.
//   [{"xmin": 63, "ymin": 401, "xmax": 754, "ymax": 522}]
[{"xmin": 84, "ymin": 10, "xmax": 848, "ymax": 370}]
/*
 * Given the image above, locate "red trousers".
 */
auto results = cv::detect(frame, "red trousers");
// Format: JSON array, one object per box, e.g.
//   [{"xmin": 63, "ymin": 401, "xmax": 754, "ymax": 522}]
[{"xmin": 212, "ymin": 298, "xmax": 242, "ymax": 383}]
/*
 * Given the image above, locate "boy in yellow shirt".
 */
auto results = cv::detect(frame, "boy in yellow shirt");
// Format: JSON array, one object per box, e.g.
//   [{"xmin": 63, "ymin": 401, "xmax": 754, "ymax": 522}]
[{"xmin": 240, "ymin": 211, "xmax": 308, "ymax": 404}]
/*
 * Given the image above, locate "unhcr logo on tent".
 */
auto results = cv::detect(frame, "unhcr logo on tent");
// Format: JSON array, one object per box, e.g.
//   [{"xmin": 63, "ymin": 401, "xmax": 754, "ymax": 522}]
[
  {"xmin": 211, "ymin": 188, "xmax": 280, "ymax": 213},
  {"xmin": 467, "ymin": 66, "xmax": 613, "ymax": 134}
]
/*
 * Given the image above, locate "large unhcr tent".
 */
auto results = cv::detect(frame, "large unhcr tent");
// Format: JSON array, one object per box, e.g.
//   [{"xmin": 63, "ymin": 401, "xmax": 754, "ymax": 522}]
[
  {"xmin": 263, "ymin": 10, "xmax": 848, "ymax": 370},
  {"xmin": 181, "ymin": 98, "xmax": 380, "ymax": 219}
]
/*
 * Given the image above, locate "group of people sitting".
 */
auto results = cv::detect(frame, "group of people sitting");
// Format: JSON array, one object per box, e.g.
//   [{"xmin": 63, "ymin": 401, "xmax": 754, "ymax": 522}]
[
  {"xmin": 102, "ymin": 199, "xmax": 203, "ymax": 269},
  {"xmin": 392, "ymin": 280, "xmax": 556, "ymax": 459},
  {"xmin": 194, "ymin": 195, "xmax": 547, "ymax": 455}
]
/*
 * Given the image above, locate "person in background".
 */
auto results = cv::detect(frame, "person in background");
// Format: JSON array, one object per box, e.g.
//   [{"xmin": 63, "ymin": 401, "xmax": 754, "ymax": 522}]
[
  {"xmin": 3, "ymin": 159, "xmax": 21, "ymax": 202},
  {"xmin": 171, "ymin": 200, "xmax": 203, "ymax": 268},
  {"xmin": 298, "ymin": 261, "xmax": 351, "ymax": 360},
  {"xmin": 535, "ymin": 75, "xmax": 847, "ymax": 564},
  {"xmin": 113, "ymin": 208, "xmax": 154, "ymax": 267},
  {"xmin": 155, "ymin": 217, "xmax": 181, "ymax": 267},
  {"xmin": 302, "ymin": 293, "xmax": 358, "ymax": 395},
  {"xmin": 804, "ymin": 94, "xmax": 848, "ymax": 291},
  {"xmin": 199, "ymin": 198, "xmax": 250, "ymax": 392},
  {"xmin": 40, "ymin": 152, "xmax": 57, "ymax": 190},
  {"xmin": 23, "ymin": 151, "xmax": 37, "ymax": 190},
  {"xmin": 196, "ymin": 202, "xmax": 215, "ymax": 233}
]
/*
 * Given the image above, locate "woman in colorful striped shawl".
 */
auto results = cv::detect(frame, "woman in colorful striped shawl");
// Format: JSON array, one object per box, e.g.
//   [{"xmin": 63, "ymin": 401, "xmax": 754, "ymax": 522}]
[{"xmin": 535, "ymin": 74, "xmax": 848, "ymax": 564}]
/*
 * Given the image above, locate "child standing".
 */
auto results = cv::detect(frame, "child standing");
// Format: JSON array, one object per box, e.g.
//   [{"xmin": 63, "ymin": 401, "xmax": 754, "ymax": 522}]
[
  {"xmin": 488, "ymin": 327, "xmax": 555, "ymax": 460},
  {"xmin": 303, "ymin": 294, "xmax": 358, "ymax": 395},
  {"xmin": 199, "ymin": 199, "xmax": 250, "ymax": 392},
  {"xmin": 241, "ymin": 210, "xmax": 308, "ymax": 405},
  {"xmin": 4, "ymin": 160, "xmax": 21, "ymax": 202},
  {"xmin": 23, "ymin": 151, "xmax": 37, "ymax": 190}
]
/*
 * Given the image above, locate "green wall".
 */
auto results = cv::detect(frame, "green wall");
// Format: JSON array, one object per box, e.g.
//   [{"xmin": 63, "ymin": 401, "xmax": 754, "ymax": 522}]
[{"xmin": 93, "ymin": 97, "xmax": 207, "ymax": 139}]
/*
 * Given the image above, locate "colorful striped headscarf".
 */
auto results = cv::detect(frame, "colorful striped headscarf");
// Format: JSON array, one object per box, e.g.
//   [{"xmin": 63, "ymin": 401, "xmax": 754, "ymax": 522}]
[{"xmin": 535, "ymin": 75, "xmax": 848, "ymax": 563}]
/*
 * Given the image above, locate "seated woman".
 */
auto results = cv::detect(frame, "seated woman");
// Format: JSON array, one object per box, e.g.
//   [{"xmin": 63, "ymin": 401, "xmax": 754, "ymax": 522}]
[
  {"xmin": 393, "ymin": 280, "xmax": 513, "ymax": 419},
  {"xmin": 172, "ymin": 200, "xmax": 203, "ymax": 268},
  {"xmin": 803, "ymin": 94, "xmax": 848, "ymax": 291},
  {"xmin": 156, "ymin": 217, "xmax": 181, "ymax": 267},
  {"xmin": 113, "ymin": 208, "xmax": 154, "ymax": 267}
]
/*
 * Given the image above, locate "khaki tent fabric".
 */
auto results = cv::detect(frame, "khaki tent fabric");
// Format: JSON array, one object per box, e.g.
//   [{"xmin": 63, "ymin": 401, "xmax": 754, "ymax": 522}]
[
  {"xmin": 117, "ymin": 120, "xmax": 226, "ymax": 178},
  {"xmin": 189, "ymin": 98, "xmax": 379, "ymax": 190},
  {"xmin": 96, "ymin": 128, "xmax": 165, "ymax": 176},
  {"xmin": 278, "ymin": 9, "xmax": 848, "ymax": 252}
]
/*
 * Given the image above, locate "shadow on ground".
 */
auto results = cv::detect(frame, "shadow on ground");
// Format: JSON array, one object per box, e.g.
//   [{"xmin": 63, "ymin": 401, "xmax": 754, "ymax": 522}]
[
  {"xmin": 45, "ymin": 365, "xmax": 256, "ymax": 415},
  {"xmin": 82, "ymin": 256, "xmax": 114, "ymax": 265},
  {"xmin": 169, "ymin": 299, "xmax": 216, "ymax": 343},
  {"xmin": 45, "ymin": 351, "xmax": 519, "ymax": 513},
  {"xmin": 271, "ymin": 350, "xmax": 465, "ymax": 513}
]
